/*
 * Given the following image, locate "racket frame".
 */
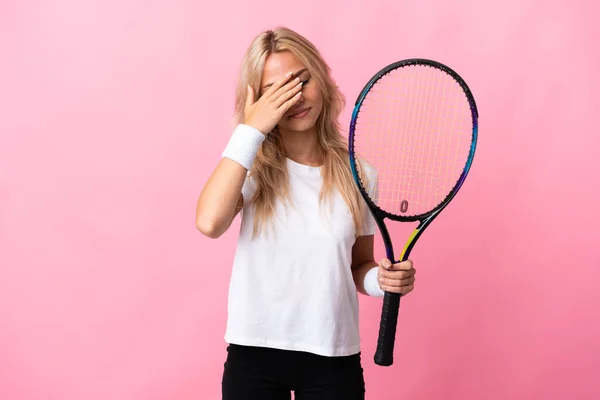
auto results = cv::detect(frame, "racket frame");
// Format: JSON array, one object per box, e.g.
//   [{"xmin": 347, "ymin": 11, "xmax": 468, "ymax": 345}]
[{"xmin": 348, "ymin": 58, "xmax": 479, "ymax": 367}]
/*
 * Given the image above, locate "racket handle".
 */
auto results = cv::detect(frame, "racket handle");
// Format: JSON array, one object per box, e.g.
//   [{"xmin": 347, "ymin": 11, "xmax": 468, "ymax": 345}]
[{"xmin": 374, "ymin": 291, "xmax": 402, "ymax": 366}]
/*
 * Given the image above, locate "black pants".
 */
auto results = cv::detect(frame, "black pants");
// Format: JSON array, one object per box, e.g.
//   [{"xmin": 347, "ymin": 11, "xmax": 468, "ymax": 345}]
[{"xmin": 222, "ymin": 344, "xmax": 365, "ymax": 400}]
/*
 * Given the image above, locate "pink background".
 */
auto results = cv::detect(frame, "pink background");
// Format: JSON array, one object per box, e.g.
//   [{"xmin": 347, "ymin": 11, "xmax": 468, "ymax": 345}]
[{"xmin": 1, "ymin": 0, "xmax": 599, "ymax": 399}]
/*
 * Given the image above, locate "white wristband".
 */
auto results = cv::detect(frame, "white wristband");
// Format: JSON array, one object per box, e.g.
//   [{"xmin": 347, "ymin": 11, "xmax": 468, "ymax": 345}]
[
  {"xmin": 364, "ymin": 266, "xmax": 385, "ymax": 297},
  {"xmin": 221, "ymin": 124, "xmax": 266, "ymax": 170}
]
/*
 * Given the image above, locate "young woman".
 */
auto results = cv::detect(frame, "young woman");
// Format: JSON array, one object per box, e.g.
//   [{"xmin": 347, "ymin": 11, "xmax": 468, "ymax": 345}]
[{"xmin": 196, "ymin": 27, "xmax": 416, "ymax": 400}]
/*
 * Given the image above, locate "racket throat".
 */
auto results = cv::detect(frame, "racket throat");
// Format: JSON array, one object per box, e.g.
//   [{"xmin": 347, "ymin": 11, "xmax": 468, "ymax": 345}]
[
  {"xmin": 378, "ymin": 220, "xmax": 422, "ymax": 265},
  {"xmin": 377, "ymin": 218, "xmax": 397, "ymax": 263},
  {"xmin": 398, "ymin": 228, "xmax": 420, "ymax": 262}
]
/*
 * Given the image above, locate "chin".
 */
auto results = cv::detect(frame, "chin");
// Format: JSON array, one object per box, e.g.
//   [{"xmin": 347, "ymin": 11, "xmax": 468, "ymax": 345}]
[{"xmin": 286, "ymin": 120, "xmax": 316, "ymax": 133}]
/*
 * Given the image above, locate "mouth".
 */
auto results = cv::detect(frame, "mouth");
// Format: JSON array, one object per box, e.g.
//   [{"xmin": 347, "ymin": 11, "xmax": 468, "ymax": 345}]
[{"xmin": 288, "ymin": 107, "xmax": 311, "ymax": 119}]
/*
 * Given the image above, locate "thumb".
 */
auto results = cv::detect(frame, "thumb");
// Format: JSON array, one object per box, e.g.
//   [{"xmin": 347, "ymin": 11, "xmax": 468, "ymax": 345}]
[
  {"xmin": 245, "ymin": 85, "xmax": 255, "ymax": 109},
  {"xmin": 379, "ymin": 258, "xmax": 392, "ymax": 270}
]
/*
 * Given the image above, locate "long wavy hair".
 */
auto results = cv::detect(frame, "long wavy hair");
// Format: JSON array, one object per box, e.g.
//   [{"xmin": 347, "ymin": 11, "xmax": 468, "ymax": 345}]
[{"xmin": 233, "ymin": 27, "xmax": 366, "ymax": 238}]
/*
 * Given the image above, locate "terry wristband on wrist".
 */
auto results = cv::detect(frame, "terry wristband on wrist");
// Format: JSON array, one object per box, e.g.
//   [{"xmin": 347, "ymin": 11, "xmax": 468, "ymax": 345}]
[
  {"xmin": 221, "ymin": 124, "xmax": 266, "ymax": 170},
  {"xmin": 364, "ymin": 266, "xmax": 385, "ymax": 297}
]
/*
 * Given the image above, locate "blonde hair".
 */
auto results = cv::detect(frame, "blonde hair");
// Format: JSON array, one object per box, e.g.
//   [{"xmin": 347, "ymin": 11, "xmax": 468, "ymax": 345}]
[{"xmin": 233, "ymin": 27, "xmax": 366, "ymax": 238}]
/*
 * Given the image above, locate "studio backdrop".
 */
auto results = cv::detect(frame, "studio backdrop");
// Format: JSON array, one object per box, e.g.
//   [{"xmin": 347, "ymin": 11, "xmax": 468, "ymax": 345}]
[{"xmin": 1, "ymin": 1, "xmax": 598, "ymax": 399}]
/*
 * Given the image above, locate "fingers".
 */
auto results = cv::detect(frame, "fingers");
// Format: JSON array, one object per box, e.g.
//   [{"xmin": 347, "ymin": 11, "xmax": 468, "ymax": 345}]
[
  {"xmin": 378, "ymin": 258, "xmax": 416, "ymax": 295},
  {"xmin": 242, "ymin": 71, "xmax": 303, "ymax": 134},
  {"xmin": 271, "ymin": 76, "xmax": 301, "ymax": 103},
  {"xmin": 262, "ymin": 71, "xmax": 294, "ymax": 98},
  {"xmin": 379, "ymin": 274, "xmax": 415, "ymax": 288},
  {"xmin": 380, "ymin": 258, "xmax": 393, "ymax": 270},
  {"xmin": 277, "ymin": 92, "xmax": 302, "ymax": 115},
  {"xmin": 273, "ymin": 79, "xmax": 303, "ymax": 108},
  {"xmin": 381, "ymin": 282, "xmax": 414, "ymax": 295},
  {"xmin": 389, "ymin": 259, "xmax": 413, "ymax": 271},
  {"xmin": 379, "ymin": 273, "xmax": 415, "ymax": 294},
  {"xmin": 378, "ymin": 265, "xmax": 415, "ymax": 286},
  {"xmin": 277, "ymin": 87, "xmax": 303, "ymax": 113},
  {"xmin": 379, "ymin": 258, "xmax": 413, "ymax": 271}
]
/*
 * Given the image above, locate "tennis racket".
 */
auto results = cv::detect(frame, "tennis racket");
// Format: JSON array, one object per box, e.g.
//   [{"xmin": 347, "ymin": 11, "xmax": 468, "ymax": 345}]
[{"xmin": 348, "ymin": 58, "xmax": 478, "ymax": 366}]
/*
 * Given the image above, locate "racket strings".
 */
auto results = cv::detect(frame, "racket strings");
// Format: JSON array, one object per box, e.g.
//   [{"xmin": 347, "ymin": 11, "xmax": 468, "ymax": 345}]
[{"xmin": 353, "ymin": 64, "xmax": 473, "ymax": 217}]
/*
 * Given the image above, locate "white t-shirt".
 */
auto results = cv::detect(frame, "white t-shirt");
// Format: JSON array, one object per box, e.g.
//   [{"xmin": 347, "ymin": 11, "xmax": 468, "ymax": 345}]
[{"xmin": 224, "ymin": 154, "xmax": 378, "ymax": 357}]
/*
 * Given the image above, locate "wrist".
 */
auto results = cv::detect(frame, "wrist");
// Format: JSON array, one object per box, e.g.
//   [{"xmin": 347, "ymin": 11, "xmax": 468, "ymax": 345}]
[
  {"xmin": 364, "ymin": 266, "xmax": 385, "ymax": 297},
  {"xmin": 242, "ymin": 121, "xmax": 269, "ymax": 136},
  {"xmin": 221, "ymin": 124, "xmax": 266, "ymax": 170}
]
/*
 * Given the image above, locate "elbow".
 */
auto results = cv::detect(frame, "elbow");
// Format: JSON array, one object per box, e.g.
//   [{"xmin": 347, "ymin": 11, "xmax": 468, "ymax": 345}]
[{"xmin": 195, "ymin": 217, "xmax": 225, "ymax": 239}]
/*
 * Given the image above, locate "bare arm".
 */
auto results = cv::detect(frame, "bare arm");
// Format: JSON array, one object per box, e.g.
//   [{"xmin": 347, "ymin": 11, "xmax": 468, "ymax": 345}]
[
  {"xmin": 195, "ymin": 72, "xmax": 304, "ymax": 239},
  {"xmin": 195, "ymin": 158, "xmax": 247, "ymax": 238},
  {"xmin": 351, "ymin": 235, "xmax": 378, "ymax": 295}
]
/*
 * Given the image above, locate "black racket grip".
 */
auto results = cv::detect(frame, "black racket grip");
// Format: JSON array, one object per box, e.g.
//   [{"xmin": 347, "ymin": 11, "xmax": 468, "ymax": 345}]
[{"xmin": 374, "ymin": 291, "xmax": 402, "ymax": 366}]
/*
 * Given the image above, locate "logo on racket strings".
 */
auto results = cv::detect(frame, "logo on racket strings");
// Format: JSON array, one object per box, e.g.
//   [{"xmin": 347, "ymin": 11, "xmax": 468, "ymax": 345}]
[{"xmin": 400, "ymin": 200, "xmax": 409, "ymax": 213}]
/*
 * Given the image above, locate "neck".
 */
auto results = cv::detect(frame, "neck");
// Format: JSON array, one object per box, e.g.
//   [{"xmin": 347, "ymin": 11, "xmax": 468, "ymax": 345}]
[{"xmin": 279, "ymin": 127, "xmax": 322, "ymax": 167}]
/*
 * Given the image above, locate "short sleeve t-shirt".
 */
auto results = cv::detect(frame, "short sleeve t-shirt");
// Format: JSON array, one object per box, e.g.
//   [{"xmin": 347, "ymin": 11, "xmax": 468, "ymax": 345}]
[{"xmin": 224, "ymin": 156, "xmax": 378, "ymax": 357}]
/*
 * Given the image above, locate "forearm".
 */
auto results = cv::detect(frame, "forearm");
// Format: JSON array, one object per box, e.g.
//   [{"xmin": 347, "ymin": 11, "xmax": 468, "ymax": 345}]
[
  {"xmin": 195, "ymin": 124, "xmax": 265, "ymax": 238},
  {"xmin": 195, "ymin": 158, "xmax": 247, "ymax": 238}
]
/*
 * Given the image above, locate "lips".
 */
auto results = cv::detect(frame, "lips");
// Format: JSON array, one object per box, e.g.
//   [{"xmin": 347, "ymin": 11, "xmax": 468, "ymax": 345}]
[{"xmin": 288, "ymin": 107, "xmax": 311, "ymax": 118}]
